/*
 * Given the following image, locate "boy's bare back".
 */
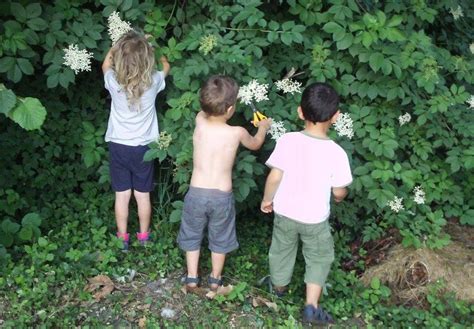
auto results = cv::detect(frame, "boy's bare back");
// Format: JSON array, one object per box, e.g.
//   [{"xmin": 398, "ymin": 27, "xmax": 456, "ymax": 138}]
[{"xmin": 190, "ymin": 111, "xmax": 270, "ymax": 191}]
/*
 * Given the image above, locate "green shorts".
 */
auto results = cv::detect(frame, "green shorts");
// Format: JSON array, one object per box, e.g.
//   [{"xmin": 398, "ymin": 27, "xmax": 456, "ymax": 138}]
[{"xmin": 269, "ymin": 213, "xmax": 335, "ymax": 287}]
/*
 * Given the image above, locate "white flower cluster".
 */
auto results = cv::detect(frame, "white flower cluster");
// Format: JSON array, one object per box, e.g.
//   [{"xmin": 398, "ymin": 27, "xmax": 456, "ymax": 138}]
[
  {"xmin": 467, "ymin": 95, "xmax": 474, "ymax": 109},
  {"xmin": 63, "ymin": 44, "xmax": 93, "ymax": 74},
  {"xmin": 388, "ymin": 196, "xmax": 404, "ymax": 213},
  {"xmin": 275, "ymin": 78, "xmax": 302, "ymax": 95},
  {"xmin": 157, "ymin": 131, "xmax": 172, "ymax": 150},
  {"xmin": 333, "ymin": 113, "xmax": 354, "ymax": 139},
  {"xmin": 470, "ymin": 43, "xmax": 474, "ymax": 55},
  {"xmin": 450, "ymin": 6, "xmax": 464, "ymax": 20},
  {"xmin": 267, "ymin": 120, "xmax": 287, "ymax": 141},
  {"xmin": 199, "ymin": 34, "xmax": 218, "ymax": 55},
  {"xmin": 108, "ymin": 11, "xmax": 132, "ymax": 45},
  {"xmin": 238, "ymin": 80, "xmax": 269, "ymax": 105},
  {"xmin": 413, "ymin": 186, "xmax": 426, "ymax": 205},
  {"xmin": 398, "ymin": 113, "xmax": 411, "ymax": 126}
]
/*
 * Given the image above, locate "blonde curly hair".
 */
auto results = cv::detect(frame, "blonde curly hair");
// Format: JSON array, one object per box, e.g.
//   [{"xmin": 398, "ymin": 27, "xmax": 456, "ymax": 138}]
[{"xmin": 113, "ymin": 31, "xmax": 155, "ymax": 110}]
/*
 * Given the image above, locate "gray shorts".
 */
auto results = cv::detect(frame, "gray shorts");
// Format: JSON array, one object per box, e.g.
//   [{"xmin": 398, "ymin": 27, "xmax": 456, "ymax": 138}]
[{"xmin": 177, "ymin": 186, "xmax": 239, "ymax": 254}]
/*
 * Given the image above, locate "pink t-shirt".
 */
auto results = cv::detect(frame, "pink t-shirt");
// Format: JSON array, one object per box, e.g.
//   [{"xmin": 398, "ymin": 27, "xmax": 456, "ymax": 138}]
[{"xmin": 266, "ymin": 131, "xmax": 352, "ymax": 224}]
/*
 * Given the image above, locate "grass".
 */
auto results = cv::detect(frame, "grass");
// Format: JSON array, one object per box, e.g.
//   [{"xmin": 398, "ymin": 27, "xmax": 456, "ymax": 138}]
[{"xmin": 0, "ymin": 188, "xmax": 473, "ymax": 328}]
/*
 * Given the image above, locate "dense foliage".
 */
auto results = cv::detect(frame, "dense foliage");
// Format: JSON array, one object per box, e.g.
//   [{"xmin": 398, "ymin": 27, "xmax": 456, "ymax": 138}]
[{"xmin": 0, "ymin": 0, "xmax": 473, "ymax": 327}]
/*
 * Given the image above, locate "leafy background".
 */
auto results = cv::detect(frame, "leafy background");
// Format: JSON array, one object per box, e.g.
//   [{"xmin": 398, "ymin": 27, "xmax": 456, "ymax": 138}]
[{"xmin": 0, "ymin": 0, "xmax": 473, "ymax": 327}]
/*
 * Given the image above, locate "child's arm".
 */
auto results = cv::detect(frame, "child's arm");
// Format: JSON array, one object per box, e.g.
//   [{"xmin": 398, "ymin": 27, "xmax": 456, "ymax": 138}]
[
  {"xmin": 239, "ymin": 118, "xmax": 272, "ymax": 151},
  {"xmin": 102, "ymin": 47, "xmax": 115, "ymax": 74},
  {"xmin": 261, "ymin": 168, "xmax": 283, "ymax": 213},
  {"xmin": 332, "ymin": 187, "xmax": 348, "ymax": 203},
  {"xmin": 160, "ymin": 56, "xmax": 170, "ymax": 77}
]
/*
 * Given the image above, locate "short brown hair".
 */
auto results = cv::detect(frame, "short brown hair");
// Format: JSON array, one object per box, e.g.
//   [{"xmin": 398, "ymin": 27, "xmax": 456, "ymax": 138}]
[{"xmin": 200, "ymin": 75, "xmax": 239, "ymax": 116}]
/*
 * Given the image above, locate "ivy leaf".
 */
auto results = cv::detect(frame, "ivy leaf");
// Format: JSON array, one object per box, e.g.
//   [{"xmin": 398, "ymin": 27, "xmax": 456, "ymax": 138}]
[
  {"xmin": 0, "ymin": 88, "xmax": 17, "ymax": 114},
  {"xmin": 9, "ymin": 97, "xmax": 46, "ymax": 130}
]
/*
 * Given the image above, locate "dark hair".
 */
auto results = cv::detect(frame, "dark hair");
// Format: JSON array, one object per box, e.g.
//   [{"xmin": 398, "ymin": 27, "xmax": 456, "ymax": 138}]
[
  {"xmin": 300, "ymin": 82, "xmax": 339, "ymax": 123},
  {"xmin": 200, "ymin": 75, "xmax": 239, "ymax": 116}
]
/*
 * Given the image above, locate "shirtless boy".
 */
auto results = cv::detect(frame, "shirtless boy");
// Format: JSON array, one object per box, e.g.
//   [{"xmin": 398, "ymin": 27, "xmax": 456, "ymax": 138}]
[{"xmin": 177, "ymin": 75, "xmax": 271, "ymax": 291}]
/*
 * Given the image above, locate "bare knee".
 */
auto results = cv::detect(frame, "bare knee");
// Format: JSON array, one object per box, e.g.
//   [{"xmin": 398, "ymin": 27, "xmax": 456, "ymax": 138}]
[
  {"xmin": 133, "ymin": 190, "xmax": 150, "ymax": 202},
  {"xmin": 116, "ymin": 189, "xmax": 132, "ymax": 201}
]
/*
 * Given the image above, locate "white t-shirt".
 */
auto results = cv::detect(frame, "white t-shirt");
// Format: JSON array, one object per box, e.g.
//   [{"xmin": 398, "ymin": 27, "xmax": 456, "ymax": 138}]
[
  {"xmin": 104, "ymin": 69, "xmax": 166, "ymax": 146},
  {"xmin": 266, "ymin": 131, "xmax": 352, "ymax": 224}
]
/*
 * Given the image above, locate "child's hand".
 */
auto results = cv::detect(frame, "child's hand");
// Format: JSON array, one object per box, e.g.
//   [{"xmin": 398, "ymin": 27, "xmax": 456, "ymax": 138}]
[
  {"xmin": 260, "ymin": 200, "xmax": 273, "ymax": 213},
  {"xmin": 160, "ymin": 56, "xmax": 169, "ymax": 63},
  {"xmin": 257, "ymin": 118, "xmax": 272, "ymax": 131}
]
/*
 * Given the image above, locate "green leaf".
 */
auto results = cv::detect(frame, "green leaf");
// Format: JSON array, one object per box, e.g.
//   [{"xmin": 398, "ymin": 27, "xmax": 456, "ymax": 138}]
[
  {"xmin": 169, "ymin": 208, "xmax": 182, "ymax": 223},
  {"xmin": 0, "ymin": 231, "xmax": 14, "ymax": 248},
  {"xmin": 26, "ymin": 3, "xmax": 42, "ymax": 18},
  {"xmin": 9, "ymin": 97, "xmax": 47, "ymax": 130},
  {"xmin": 369, "ymin": 53, "xmax": 384, "ymax": 72},
  {"xmin": 38, "ymin": 237, "xmax": 48, "ymax": 247},
  {"xmin": 370, "ymin": 277, "xmax": 381, "ymax": 290},
  {"xmin": 18, "ymin": 226, "xmax": 33, "ymax": 241},
  {"xmin": 17, "ymin": 58, "xmax": 34, "ymax": 75},
  {"xmin": 27, "ymin": 17, "xmax": 48, "ymax": 31},
  {"xmin": 10, "ymin": 3, "xmax": 26, "ymax": 22},
  {"xmin": 239, "ymin": 184, "xmax": 250, "ymax": 199},
  {"xmin": 336, "ymin": 33, "xmax": 353, "ymax": 50},
  {"xmin": 0, "ymin": 88, "xmax": 17, "ymax": 114},
  {"xmin": 323, "ymin": 22, "xmax": 344, "ymax": 34},
  {"xmin": 460, "ymin": 209, "xmax": 474, "ymax": 226},
  {"xmin": 0, "ymin": 57, "xmax": 15, "ymax": 73},
  {"xmin": 1, "ymin": 219, "xmax": 20, "ymax": 234},
  {"xmin": 22, "ymin": 213, "xmax": 42, "ymax": 227}
]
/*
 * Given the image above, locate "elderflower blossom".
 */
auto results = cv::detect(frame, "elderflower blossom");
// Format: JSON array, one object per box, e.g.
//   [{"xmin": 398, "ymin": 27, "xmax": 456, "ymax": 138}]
[
  {"xmin": 267, "ymin": 120, "xmax": 287, "ymax": 141},
  {"xmin": 470, "ymin": 43, "xmax": 474, "ymax": 55},
  {"xmin": 398, "ymin": 113, "xmax": 411, "ymax": 126},
  {"xmin": 388, "ymin": 196, "xmax": 404, "ymax": 213},
  {"xmin": 63, "ymin": 44, "xmax": 93, "ymax": 74},
  {"xmin": 275, "ymin": 78, "xmax": 302, "ymax": 95},
  {"xmin": 450, "ymin": 6, "xmax": 464, "ymax": 20},
  {"xmin": 238, "ymin": 80, "xmax": 269, "ymax": 105},
  {"xmin": 157, "ymin": 131, "xmax": 172, "ymax": 150},
  {"xmin": 466, "ymin": 95, "xmax": 474, "ymax": 109},
  {"xmin": 333, "ymin": 113, "xmax": 354, "ymax": 139},
  {"xmin": 413, "ymin": 186, "xmax": 426, "ymax": 205},
  {"xmin": 108, "ymin": 11, "xmax": 132, "ymax": 45},
  {"xmin": 199, "ymin": 34, "xmax": 218, "ymax": 55}
]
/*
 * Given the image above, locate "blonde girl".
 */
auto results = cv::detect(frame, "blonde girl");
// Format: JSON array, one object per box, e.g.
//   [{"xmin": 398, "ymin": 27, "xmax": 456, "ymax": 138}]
[{"xmin": 102, "ymin": 31, "xmax": 170, "ymax": 250}]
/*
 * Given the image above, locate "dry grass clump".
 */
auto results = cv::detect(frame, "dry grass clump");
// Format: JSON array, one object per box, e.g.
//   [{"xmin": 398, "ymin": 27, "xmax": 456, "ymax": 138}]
[{"xmin": 360, "ymin": 241, "xmax": 474, "ymax": 305}]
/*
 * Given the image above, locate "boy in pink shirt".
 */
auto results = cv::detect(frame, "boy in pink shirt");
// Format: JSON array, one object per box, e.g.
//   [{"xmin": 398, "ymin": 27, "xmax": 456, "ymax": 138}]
[{"xmin": 261, "ymin": 82, "xmax": 352, "ymax": 324}]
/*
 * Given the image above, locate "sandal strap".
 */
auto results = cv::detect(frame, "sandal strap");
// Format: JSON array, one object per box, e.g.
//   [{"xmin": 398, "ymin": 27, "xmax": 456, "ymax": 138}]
[
  {"xmin": 207, "ymin": 276, "xmax": 223, "ymax": 286},
  {"xmin": 184, "ymin": 276, "xmax": 200, "ymax": 285}
]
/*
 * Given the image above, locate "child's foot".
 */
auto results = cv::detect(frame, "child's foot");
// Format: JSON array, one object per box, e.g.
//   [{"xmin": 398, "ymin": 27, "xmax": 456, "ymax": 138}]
[
  {"xmin": 273, "ymin": 285, "xmax": 288, "ymax": 298},
  {"xmin": 258, "ymin": 275, "xmax": 287, "ymax": 297},
  {"xmin": 136, "ymin": 231, "xmax": 151, "ymax": 246},
  {"xmin": 302, "ymin": 305, "xmax": 334, "ymax": 325},
  {"xmin": 117, "ymin": 232, "xmax": 130, "ymax": 252},
  {"xmin": 207, "ymin": 276, "xmax": 223, "ymax": 292},
  {"xmin": 183, "ymin": 276, "xmax": 200, "ymax": 292}
]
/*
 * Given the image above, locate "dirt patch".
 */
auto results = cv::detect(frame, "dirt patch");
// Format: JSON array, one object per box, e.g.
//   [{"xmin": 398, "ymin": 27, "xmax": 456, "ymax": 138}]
[{"xmin": 360, "ymin": 222, "xmax": 474, "ymax": 305}]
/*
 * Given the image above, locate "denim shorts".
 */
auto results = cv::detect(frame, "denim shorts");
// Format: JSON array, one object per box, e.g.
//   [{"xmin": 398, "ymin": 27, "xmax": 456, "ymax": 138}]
[
  {"xmin": 108, "ymin": 142, "xmax": 154, "ymax": 192},
  {"xmin": 177, "ymin": 186, "xmax": 239, "ymax": 254}
]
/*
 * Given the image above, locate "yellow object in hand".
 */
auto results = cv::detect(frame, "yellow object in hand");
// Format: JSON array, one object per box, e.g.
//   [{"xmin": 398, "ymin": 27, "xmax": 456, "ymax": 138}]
[{"xmin": 250, "ymin": 102, "xmax": 267, "ymax": 127}]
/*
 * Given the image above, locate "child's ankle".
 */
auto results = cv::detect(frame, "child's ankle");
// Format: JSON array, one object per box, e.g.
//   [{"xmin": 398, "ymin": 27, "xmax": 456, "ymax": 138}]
[
  {"xmin": 136, "ymin": 231, "xmax": 150, "ymax": 241},
  {"xmin": 117, "ymin": 232, "xmax": 130, "ymax": 242}
]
